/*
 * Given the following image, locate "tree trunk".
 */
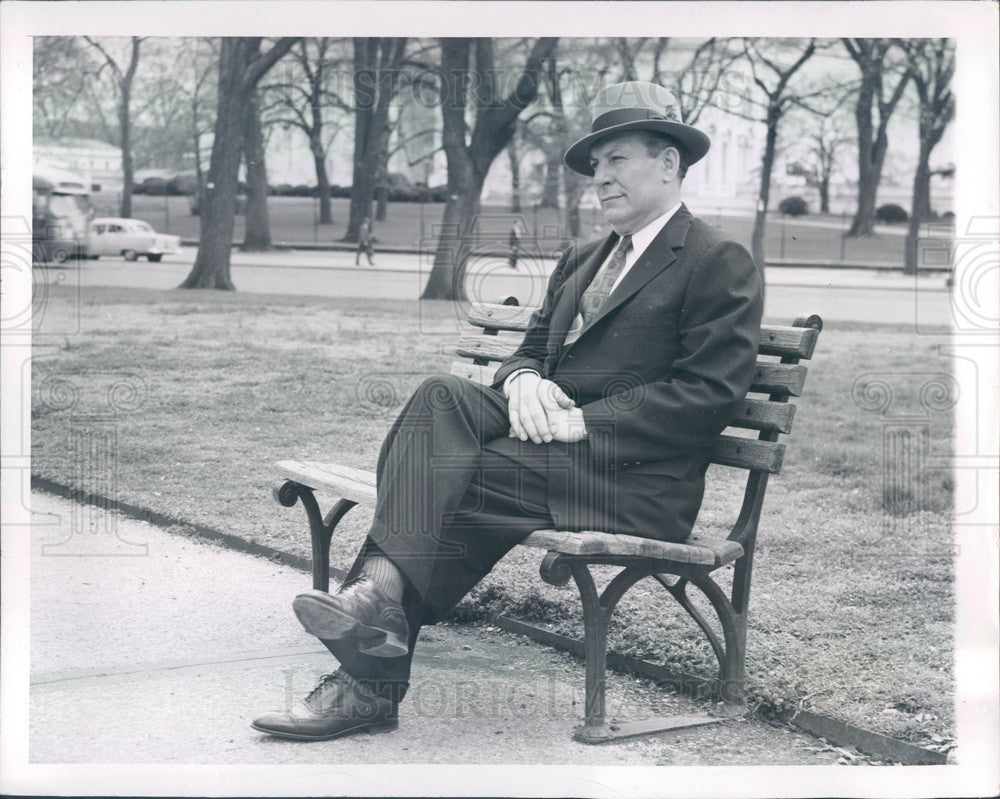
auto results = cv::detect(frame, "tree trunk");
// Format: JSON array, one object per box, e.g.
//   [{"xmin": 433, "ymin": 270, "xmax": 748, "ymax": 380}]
[
  {"xmin": 843, "ymin": 41, "xmax": 911, "ymax": 238},
  {"xmin": 562, "ymin": 165, "xmax": 583, "ymax": 243},
  {"xmin": 312, "ymin": 141, "xmax": 332, "ymax": 224},
  {"xmin": 346, "ymin": 38, "xmax": 403, "ymax": 241},
  {"xmin": 818, "ymin": 176, "xmax": 830, "ymax": 214},
  {"xmin": 119, "ymin": 84, "xmax": 133, "ymax": 218},
  {"xmin": 375, "ymin": 162, "xmax": 388, "ymax": 221},
  {"xmin": 847, "ymin": 71, "xmax": 877, "ymax": 237},
  {"xmin": 180, "ymin": 37, "xmax": 297, "ymax": 289},
  {"xmin": 180, "ymin": 82, "xmax": 244, "ymax": 288},
  {"xmin": 421, "ymin": 178, "xmax": 484, "ymax": 301},
  {"xmin": 540, "ymin": 147, "xmax": 561, "ymax": 208},
  {"xmin": 751, "ymin": 102, "xmax": 779, "ymax": 269},
  {"xmin": 242, "ymin": 93, "xmax": 272, "ymax": 251},
  {"xmin": 904, "ymin": 139, "xmax": 933, "ymax": 275},
  {"xmin": 420, "ymin": 37, "xmax": 556, "ymax": 300},
  {"xmin": 507, "ymin": 138, "xmax": 521, "ymax": 213},
  {"xmin": 192, "ymin": 128, "xmax": 205, "ymax": 216}
]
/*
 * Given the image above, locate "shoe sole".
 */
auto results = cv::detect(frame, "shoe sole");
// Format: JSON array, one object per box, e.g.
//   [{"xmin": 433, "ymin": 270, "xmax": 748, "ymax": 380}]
[
  {"xmin": 251, "ymin": 718, "xmax": 398, "ymax": 741},
  {"xmin": 292, "ymin": 594, "xmax": 408, "ymax": 657}
]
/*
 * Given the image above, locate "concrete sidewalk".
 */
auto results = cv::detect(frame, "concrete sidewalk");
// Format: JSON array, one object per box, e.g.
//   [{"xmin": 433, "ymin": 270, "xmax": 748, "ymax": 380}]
[{"xmin": 28, "ymin": 491, "xmax": 844, "ymax": 766}]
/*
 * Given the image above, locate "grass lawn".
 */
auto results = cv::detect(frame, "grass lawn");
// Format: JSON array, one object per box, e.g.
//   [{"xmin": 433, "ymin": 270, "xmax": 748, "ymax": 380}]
[
  {"xmin": 106, "ymin": 194, "xmax": 946, "ymax": 268},
  {"xmin": 31, "ymin": 285, "xmax": 955, "ymax": 750}
]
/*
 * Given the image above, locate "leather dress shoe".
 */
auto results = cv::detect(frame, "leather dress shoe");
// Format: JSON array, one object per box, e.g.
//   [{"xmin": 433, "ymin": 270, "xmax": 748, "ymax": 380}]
[
  {"xmin": 251, "ymin": 669, "xmax": 397, "ymax": 741},
  {"xmin": 293, "ymin": 578, "xmax": 409, "ymax": 657}
]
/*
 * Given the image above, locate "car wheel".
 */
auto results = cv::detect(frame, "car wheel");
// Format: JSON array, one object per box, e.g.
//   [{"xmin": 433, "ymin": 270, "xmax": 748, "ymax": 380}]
[
  {"xmin": 123, "ymin": 249, "xmax": 138, "ymax": 262},
  {"xmin": 147, "ymin": 254, "xmax": 163, "ymax": 263},
  {"xmin": 52, "ymin": 249, "xmax": 70, "ymax": 264}
]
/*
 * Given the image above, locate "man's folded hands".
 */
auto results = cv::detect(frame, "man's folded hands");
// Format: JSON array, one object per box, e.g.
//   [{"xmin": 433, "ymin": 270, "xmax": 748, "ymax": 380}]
[{"xmin": 505, "ymin": 371, "xmax": 587, "ymax": 444}]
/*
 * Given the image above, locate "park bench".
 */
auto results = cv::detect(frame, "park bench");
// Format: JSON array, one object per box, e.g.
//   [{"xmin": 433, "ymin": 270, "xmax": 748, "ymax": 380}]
[{"xmin": 273, "ymin": 301, "xmax": 822, "ymax": 744}]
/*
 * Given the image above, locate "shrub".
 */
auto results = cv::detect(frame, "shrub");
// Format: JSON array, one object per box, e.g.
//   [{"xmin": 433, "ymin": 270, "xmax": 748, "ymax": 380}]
[
  {"xmin": 778, "ymin": 196, "xmax": 809, "ymax": 217},
  {"xmin": 167, "ymin": 174, "xmax": 198, "ymax": 195},
  {"xmin": 876, "ymin": 203, "xmax": 908, "ymax": 224},
  {"xmin": 143, "ymin": 176, "xmax": 169, "ymax": 196}
]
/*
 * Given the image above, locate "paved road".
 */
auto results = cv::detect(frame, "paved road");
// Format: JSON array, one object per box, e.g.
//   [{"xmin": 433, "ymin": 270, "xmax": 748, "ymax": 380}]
[
  {"xmin": 27, "ymin": 491, "xmax": 843, "ymax": 772},
  {"xmin": 58, "ymin": 247, "xmax": 955, "ymax": 328}
]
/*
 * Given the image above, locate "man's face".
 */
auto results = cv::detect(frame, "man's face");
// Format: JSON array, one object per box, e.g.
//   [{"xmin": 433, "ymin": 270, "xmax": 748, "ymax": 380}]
[{"xmin": 590, "ymin": 133, "xmax": 674, "ymax": 235}]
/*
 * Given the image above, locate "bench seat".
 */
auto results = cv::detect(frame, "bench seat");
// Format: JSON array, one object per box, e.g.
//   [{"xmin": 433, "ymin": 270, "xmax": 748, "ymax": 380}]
[{"xmin": 275, "ymin": 459, "xmax": 743, "ymax": 568}]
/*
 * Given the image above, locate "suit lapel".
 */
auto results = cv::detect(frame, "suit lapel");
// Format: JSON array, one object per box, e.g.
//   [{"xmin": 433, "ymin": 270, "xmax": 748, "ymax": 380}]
[{"xmin": 573, "ymin": 204, "xmax": 693, "ymax": 340}]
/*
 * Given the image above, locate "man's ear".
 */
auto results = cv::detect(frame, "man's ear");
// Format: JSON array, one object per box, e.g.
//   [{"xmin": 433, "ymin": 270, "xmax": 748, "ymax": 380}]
[{"xmin": 662, "ymin": 146, "xmax": 680, "ymax": 183}]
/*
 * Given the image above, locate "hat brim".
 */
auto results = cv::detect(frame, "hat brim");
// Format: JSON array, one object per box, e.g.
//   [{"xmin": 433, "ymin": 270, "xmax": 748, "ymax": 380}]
[{"xmin": 564, "ymin": 120, "xmax": 711, "ymax": 177}]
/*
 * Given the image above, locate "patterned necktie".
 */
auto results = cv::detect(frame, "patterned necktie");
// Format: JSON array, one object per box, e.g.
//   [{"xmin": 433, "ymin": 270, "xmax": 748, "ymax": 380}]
[{"xmin": 579, "ymin": 234, "xmax": 632, "ymax": 324}]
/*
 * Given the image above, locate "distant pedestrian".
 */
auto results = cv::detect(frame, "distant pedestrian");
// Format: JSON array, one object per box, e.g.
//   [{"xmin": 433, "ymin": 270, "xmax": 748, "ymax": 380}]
[
  {"xmin": 356, "ymin": 217, "xmax": 375, "ymax": 266},
  {"xmin": 507, "ymin": 220, "xmax": 525, "ymax": 270}
]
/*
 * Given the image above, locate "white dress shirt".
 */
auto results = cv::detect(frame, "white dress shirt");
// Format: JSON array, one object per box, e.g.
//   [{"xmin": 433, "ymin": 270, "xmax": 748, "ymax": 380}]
[{"xmin": 503, "ymin": 202, "xmax": 682, "ymax": 396}]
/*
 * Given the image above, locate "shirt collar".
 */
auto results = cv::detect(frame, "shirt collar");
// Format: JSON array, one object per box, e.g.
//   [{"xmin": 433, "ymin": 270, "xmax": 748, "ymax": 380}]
[{"xmin": 627, "ymin": 202, "xmax": 682, "ymax": 261}]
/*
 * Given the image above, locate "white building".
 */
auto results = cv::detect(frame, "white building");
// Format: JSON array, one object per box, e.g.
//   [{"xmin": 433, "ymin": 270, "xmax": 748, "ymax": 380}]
[{"xmin": 34, "ymin": 138, "xmax": 123, "ymax": 193}]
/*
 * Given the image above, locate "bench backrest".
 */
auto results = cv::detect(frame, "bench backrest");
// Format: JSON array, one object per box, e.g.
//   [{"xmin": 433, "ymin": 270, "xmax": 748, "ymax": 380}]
[{"xmin": 450, "ymin": 302, "xmax": 823, "ymax": 546}]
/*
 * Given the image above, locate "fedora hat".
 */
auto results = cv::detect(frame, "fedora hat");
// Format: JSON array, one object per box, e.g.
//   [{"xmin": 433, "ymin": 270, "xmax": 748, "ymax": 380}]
[{"xmin": 564, "ymin": 81, "xmax": 711, "ymax": 176}]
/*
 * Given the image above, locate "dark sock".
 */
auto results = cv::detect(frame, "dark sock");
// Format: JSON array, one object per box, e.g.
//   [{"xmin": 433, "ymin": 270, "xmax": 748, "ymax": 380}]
[
  {"xmin": 333, "ymin": 666, "xmax": 375, "ymax": 697},
  {"xmin": 358, "ymin": 554, "xmax": 406, "ymax": 601}
]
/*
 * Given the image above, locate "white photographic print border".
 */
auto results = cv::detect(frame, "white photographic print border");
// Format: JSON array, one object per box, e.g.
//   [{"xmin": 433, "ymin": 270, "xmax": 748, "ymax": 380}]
[{"xmin": 2, "ymin": 2, "xmax": 997, "ymax": 797}]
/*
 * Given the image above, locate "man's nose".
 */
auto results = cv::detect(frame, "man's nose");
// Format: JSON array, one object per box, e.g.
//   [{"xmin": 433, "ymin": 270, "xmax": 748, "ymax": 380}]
[{"xmin": 593, "ymin": 164, "xmax": 612, "ymax": 187}]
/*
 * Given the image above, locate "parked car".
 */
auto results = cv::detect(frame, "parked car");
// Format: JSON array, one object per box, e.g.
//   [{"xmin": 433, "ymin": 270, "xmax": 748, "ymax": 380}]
[{"xmin": 88, "ymin": 217, "xmax": 181, "ymax": 262}]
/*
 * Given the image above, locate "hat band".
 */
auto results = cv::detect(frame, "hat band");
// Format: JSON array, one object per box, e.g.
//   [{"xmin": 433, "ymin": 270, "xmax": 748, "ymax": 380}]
[{"xmin": 591, "ymin": 107, "xmax": 668, "ymax": 133}]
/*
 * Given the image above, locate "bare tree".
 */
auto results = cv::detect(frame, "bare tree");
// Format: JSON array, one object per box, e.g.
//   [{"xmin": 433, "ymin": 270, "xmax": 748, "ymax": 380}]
[
  {"xmin": 242, "ymin": 91, "xmax": 272, "ymax": 251},
  {"xmin": 83, "ymin": 36, "xmax": 144, "ymax": 217},
  {"xmin": 735, "ymin": 38, "xmax": 818, "ymax": 268},
  {"xmin": 180, "ymin": 37, "xmax": 298, "ymax": 290},
  {"xmin": 345, "ymin": 38, "xmax": 409, "ymax": 241},
  {"xmin": 420, "ymin": 36, "xmax": 557, "ymax": 301},
  {"xmin": 841, "ymin": 38, "xmax": 913, "ymax": 237},
  {"xmin": 803, "ymin": 116, "xmax": 853, "ymax": 214},
  {"xmin": 33, "ymin": 37, "xmax": 97, "ymax": 140},
  {"xmin": 897, "ymin": 38, "xmax": 955, "ymax": 274},
  {"xmin": 785, "ymin": 86, "xmax": 855, "ymax": 214},
  {"xmin": 176, "ymin": 38, "xmax": 219, "ymax": 216},
  {"xmin": 263, "ymin": 37, "xmax": 350, "ymax": 224},
  {"xmin": 506, "ymin": 133, "xmax": 522, "ymax": 213},
  {"xmin": 670, "ymin": 38, "xmax": 743, "ymax": 126}
]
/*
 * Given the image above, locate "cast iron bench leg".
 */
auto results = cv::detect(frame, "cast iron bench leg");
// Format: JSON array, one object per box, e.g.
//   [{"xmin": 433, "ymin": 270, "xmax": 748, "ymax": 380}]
[
  {"xmin": 274, "ymin": 481, "xmax": 357, "ymax": 592},
  {"xmin": 540, "ymin": 552, "xmax": 723, "ymax": 744},
  {"xmin": 654, "ymin": 569, "xmax": 748, "ymax": 706}
]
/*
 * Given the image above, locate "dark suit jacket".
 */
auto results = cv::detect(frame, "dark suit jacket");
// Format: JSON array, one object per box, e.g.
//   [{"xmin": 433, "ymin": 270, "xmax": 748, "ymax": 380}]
[{"xmin": 491, "ymin": 204, "xmax": 764, "ymax": 540}]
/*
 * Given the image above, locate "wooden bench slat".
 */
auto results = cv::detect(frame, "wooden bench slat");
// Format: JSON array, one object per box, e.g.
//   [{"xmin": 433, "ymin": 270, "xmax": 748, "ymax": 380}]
[
  {"xmin": 276, "ymin": 460, "xmax": 377, "ymax": 505},
  {"xmin": 749, "ymin": 362, "xmax": 807, "ymax": 397},
  {"xmin": 522, "ymin": 529, "xmax": 744, "ymax": 568},
  {"xmin": 450, "ymin": 360, "xmax": 496, "ymax": 385},
  {"xmin": 452, "ymin": 360, "xmax": 806, "ymax": 404},
  {"xmin": 451, "ymin": 359, "xmax": 795, "ymax": 434},
  {"xmin": 757, "ymin": 325, "xmax": 819, "ymax": 360},
  {"xmin": 279, "ymin": 436, "xmax": 782, "ymax": 521},
  {"xmin": 274, "ymin": 461, "xmax": 743, "ymax": 568},
  {"xmin": 468, "ymin": 302, "xmax": 819, "ymax": 360},
  {"xmin": 468, "ymin": 302, "xmax": 537, "ymax": 332},
  {"xmin": 454, "ymin": 334, "xmax": 520, "ymax": 363},
  {"xmin": 711, "ymin": 435, "xmax": 784, "ymax": 473},
  {"xmin": 730, "ymin": 398, "xmax": 795, "ymax": 434}
]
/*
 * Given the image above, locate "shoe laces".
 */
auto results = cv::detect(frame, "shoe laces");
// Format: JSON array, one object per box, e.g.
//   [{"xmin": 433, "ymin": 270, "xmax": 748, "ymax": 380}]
[
  {"xmin": 304, "ymin": 670, "xmax": 347, "ymax": 711},
  {"xmin": 304, "ymin": 669, "xmax": 374, "ymax": 712}
]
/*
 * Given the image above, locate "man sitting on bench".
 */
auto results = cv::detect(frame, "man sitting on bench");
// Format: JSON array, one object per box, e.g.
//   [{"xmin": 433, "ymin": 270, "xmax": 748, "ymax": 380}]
[{"xmin": 252, "ymin": 81, "xmax": 764, "ymax": 741}]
